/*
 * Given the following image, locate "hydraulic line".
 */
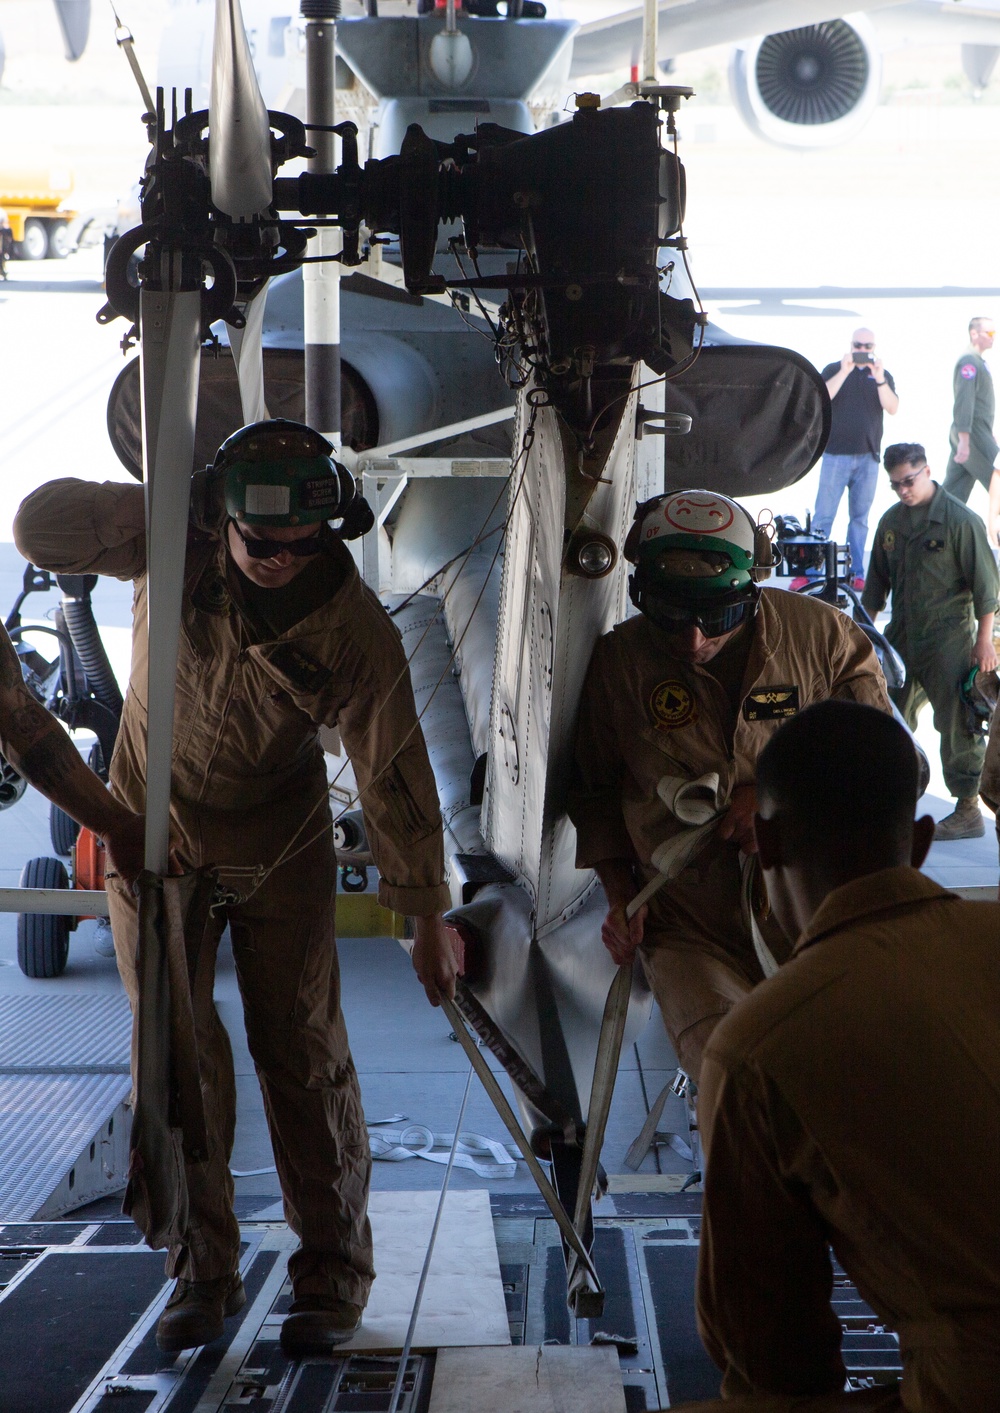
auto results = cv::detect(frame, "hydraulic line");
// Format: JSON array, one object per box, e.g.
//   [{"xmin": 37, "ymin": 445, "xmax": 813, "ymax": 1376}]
[{"xmin": 59, "ymin": 585, "xmax": 124, "ymax": 718}]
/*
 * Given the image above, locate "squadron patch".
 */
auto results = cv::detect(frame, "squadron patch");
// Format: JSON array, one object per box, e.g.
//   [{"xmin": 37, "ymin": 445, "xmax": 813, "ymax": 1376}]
[
  {"xmin": 960, "ymin": 363, "xmax": 977, "ymax": 380},
  {"xmin": 649, "ymin": 679, "xmax": 698, "ymax": 731},
  {"xmin": 884, "ymin": 530, "xmax": 896, "ymax": 551},
  {"xmin": 192, "ymin": 572, "xmax": 232, "ymax": 616},
  {"xmin": 742, "ymin": 685, "xmax": 800, "ymax": 722}
]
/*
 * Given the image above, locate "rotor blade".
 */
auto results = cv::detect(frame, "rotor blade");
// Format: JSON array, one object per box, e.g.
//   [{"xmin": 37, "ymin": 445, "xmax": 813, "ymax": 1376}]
[
  {"xmin": 52, "ymin": 0, "xmax": 90, "ymax": 61},
  {"xmin": 140, "ymin": 286, "xmax": 202, "ymax": 875},
  {"xmin": 209, "ymin": 0, "xmax": 273, "ymax": 220},
  {"xmin": 229, "ymin": 281, "xmax": 270, "ymax": 424}
]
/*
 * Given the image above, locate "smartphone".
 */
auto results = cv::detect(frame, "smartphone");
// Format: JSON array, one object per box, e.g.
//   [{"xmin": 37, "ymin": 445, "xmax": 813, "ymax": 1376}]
[{"xmin": 852, "ymin": 351, "xmax": 874, "ymax": 364}]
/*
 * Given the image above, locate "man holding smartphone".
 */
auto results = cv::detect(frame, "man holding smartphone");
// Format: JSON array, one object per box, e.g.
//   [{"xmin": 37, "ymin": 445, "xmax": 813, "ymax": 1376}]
[{"xmin": 807, "ymin": 327, "xmax": 899, "ymax": 589}]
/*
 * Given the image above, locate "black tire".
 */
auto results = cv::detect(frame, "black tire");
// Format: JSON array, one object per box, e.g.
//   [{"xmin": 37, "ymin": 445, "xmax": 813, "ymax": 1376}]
[
  {"xmin": 49, "ymin": 802, "xmax": 80, "ymax": 856},
  {"xmin": 48, "ymin": 220, "xmax": 71, "ymax": 258},
  {"xmin": 17, "ymin": 857, "xmax": 71, "ymax": 978},
  {"xmin": 15, "ymin": 217, "xmax": 48, "ymax": 261}
]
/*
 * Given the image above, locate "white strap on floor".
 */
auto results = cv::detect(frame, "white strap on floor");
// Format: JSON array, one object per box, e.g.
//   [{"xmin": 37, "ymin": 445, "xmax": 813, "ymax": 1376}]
[{"xmin": 368, "ymin": 1124, "xmax": 519, "ymax": 1179}]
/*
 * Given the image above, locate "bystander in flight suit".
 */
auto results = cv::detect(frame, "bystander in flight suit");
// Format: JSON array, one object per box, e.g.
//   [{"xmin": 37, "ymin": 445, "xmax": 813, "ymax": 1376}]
[
  {"xmin": 943, "ymin": 318, "xmax": 998, "ymax": 503},
  {"xmin": 676, "ymin": 704, "xmax": 1000, "ymax": 1413},
  {"xmin": 568, "ymin": 491, "xmax": 891, "ymax": 1082},
  {"xmin": 14, "ymin": 422, "xmax": 455, "ymax": 1357},
  {"xmin": 862, "ymin": 443, "xmax": 998, "ymax": 840}
]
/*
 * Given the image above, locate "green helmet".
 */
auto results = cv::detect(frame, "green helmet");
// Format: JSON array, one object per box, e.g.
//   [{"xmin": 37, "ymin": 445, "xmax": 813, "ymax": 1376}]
[
  {"xmin": 216, "ymin": 419, "xmax": 348, "ymax": 527},
  {"xmin": 625, "ymin": 489, "xmax": 758, "ymax": 604}
]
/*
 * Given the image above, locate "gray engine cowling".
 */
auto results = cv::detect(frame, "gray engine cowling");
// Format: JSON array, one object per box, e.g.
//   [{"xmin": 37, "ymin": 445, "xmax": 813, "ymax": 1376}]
[{"xmin": 729, "ymin": 17, "xmax": 881, "ymax": 149}]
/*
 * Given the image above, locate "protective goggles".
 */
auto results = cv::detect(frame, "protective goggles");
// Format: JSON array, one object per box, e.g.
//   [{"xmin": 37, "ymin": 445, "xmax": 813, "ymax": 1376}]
[
  {"xmin": 644, "ymin": 594, "xmax": 752, "ymax": 638},
  {"xmin": 229, "ymin": 519, "xmax": 327, "ymax": 560}
]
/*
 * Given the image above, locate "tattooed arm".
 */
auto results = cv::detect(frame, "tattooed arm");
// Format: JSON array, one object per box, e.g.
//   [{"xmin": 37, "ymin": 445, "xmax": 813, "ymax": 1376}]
[{"xmin": 0, "ymin": 630, "xmax": 144, "ymax": 886}]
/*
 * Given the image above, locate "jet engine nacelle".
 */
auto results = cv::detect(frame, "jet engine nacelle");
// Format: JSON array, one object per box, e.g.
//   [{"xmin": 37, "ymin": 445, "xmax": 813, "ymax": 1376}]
[{"xmin": 729, "ymin": 15, "xmax": 881, "ymax": 150}]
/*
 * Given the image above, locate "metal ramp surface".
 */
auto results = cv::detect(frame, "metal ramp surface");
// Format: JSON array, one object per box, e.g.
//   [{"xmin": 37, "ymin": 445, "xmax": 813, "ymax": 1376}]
[
  {"xmin": 0, "ymin": 1194, "xmax": 903, "ymax": 1412},
  {"xmin": 0, "ymin": 993, "xmax": 132, "ymax": 1221}
]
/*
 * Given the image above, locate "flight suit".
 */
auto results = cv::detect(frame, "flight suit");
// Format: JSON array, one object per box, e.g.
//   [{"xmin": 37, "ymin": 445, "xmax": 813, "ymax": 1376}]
[
  {"xmin": 942, "ymin": 349, "xmax": 998, "ymax": 502},
  {"xmin": 862, "ymin": 483, "xmax": 998, "ymax": 801},
  {"xmin": 568, "ymin": 589, "xmax": 891, "ymax": 1080},
  {"xmin": 14, "ymin": 479, "xmax": 450, "ymax": 1304},
  {"xmin": 691, "ymin": 867, "xmax": 1000, "ymax": 1413}
]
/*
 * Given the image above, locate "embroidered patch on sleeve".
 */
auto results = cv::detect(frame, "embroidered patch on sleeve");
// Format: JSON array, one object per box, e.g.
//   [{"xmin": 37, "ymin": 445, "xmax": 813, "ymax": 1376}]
[{"xmin": 961, "ymin": 363, "xmax": 977, "ymax": 380}]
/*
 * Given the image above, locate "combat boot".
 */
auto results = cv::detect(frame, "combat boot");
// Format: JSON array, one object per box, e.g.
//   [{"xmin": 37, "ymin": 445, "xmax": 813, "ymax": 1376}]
[
  {"xmin": 280, "ymin": 1297, "xmax": 363, "ymax": 1358},
  {"xmin": 156, "ymin": 1270, "xmax": 246, "ymax": 1352},
  {"xmin": 933, "ymin": 797, "xmax": 985, "ymax": 841}
]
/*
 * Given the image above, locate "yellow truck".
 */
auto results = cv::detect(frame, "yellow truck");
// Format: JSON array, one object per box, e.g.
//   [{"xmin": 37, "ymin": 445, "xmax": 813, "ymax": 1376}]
[{"xmin": 0, "ymin": 163, "xmax": 76, "ymax": 260}]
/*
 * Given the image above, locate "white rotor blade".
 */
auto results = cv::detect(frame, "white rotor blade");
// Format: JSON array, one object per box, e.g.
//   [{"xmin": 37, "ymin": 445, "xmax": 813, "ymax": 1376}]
[
  {"xmin": 209, "ymin": 0, "xmax": 272, "ymax": 220},
  {"xmin": 229, "ymin": 280, "xmax": 270, "ymax": 424},
  {"xmin": 140, "ymin": 286, "xmax": 203, "ymax": 875}
]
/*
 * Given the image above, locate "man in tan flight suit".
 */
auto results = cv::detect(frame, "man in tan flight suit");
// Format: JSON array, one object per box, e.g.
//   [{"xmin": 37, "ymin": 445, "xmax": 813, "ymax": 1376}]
[
  {"xmin": 568, "ymin": 490, "xmax": 892, "ymax": 1082},
  {"xmin": 14, "ymin": 420, "xmax": 460, "ymax": 1359},
  {"xmin": 674, "ymin": 700, "xmax": 1000, "ymax": 1413}
]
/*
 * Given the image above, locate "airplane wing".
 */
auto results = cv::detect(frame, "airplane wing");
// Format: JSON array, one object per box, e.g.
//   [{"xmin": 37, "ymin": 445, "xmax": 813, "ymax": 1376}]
[{"xmin": 569, "ymin": 0, "xmax": 903, "ymax": 75}]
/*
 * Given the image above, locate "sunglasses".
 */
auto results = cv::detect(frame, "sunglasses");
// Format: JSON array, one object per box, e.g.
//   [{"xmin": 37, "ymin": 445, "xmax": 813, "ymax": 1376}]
[
  {"xmin": 646, "ymin": 596, "xmax": 751, "ymax": 638},
  {"xmin": 852, "ymin": 341, "xmax": 875, "ymax": 351},
  {"xmin": 889, "ymin": 469, "xmax": 926, "ymax": 493},
  {"xmin": 229, "ymin": 519, "xmax": 326, "ymax": 560}
]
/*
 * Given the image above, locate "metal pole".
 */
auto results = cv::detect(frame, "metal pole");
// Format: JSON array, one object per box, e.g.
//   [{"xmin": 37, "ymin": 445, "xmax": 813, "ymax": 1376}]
[
  {"xmin": 641, "ymin": 0, "xmax": 658, "ymax": 84},
  {"xmin": 301, "ymin": 0, "xmax": 341, "ymax": 446}
]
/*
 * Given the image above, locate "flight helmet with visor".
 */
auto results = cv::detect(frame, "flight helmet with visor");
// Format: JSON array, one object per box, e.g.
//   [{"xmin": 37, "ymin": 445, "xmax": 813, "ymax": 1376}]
[
  {"xmin": 625, "ymin": 489, "xmax": 766, "ymax": 638},
  {"xmin": 216, "ymin": 419, "xmax": 357, "ymax": 549}
]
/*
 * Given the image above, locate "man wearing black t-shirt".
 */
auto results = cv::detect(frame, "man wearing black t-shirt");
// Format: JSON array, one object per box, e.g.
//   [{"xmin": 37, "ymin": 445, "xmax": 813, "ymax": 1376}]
[{"xmin": 810, "ymin": 327, "xmax": 899, "ymax": 588}]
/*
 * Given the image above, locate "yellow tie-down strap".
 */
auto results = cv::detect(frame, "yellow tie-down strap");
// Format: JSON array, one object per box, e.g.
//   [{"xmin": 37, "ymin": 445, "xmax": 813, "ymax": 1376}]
[
  {"xmin": 0, "ymin": 887, "xmax": 406, "ymax": 937},
  {"xmin": 335, "ymin": 893, "xmax": 407, "ymax": 939}
]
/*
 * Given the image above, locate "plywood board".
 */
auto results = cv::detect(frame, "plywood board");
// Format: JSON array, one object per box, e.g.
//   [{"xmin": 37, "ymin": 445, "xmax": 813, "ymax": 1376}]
[
  {"xmin": 429, "ymin": 1346, "xmax": 627, "ymax": 1413},
  {"xmin": 341, "ymin": 1189, "xmax": 510, "ymax": 1352}
]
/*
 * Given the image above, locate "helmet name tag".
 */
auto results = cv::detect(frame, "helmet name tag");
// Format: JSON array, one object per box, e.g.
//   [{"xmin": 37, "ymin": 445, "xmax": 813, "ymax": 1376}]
[
  {"xmin": 246, "ymin": 484, "xmax": 291, "ymax": 516},
  {"xmin": 742, "ymin": 686, "xmax": 800, "ymax": 722},
  {"xmin": 301, "ymin": 477, "xmax": 343, "ymax": 511}
]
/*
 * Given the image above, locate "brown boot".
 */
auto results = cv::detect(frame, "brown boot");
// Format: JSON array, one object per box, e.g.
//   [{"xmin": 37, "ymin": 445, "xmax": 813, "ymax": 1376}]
[
  {"xmin": 933, "ymin": 797, "xmax": 985, "ymax": 841},
  {"xmin": 156, "ymin": 1270, "xmax": 246, "ymax": 1352},
  {"xmin": 280, "ymin": 1297, "xmax": 363, "ymax": 1358}
]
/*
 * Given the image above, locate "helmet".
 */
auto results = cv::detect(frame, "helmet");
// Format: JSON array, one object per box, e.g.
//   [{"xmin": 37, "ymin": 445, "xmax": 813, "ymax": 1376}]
[
  {"xmin": 961, "ymin": 666, "xmax": 999, "ymax": 734},
  {"xmin": 215, "ymin": 419, "xmax": 356, "ymax": 527},
  {"xmin": 625, "ymin": 490, "xmax": 771, "ymax": 634}
]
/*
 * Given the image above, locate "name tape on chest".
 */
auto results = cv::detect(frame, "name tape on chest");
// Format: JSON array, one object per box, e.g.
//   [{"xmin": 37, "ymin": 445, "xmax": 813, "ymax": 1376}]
[
  {"xmin": 260, "ymin": 642, "xmax": 333, "ymax": 693},
  {"xmin": 649, "ymin": 679, "xmax": 699, "ymax": 732},
  {"xmin": 742, "ymin": 686, "xmax": 800, "ymax": 722}
]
